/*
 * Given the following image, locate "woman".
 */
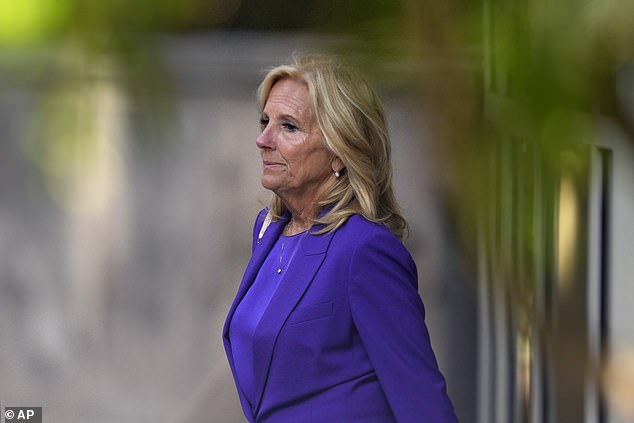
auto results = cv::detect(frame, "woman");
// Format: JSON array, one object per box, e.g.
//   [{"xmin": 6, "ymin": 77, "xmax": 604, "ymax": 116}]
[{"xmin": 223, "ymin": 54, "xmax": 458, "ymax": 423}]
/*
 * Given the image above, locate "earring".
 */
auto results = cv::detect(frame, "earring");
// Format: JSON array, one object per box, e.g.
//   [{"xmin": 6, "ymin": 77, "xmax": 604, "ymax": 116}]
[{"xmin": 334, "ymin": 170, "xmax": 341, "ymax": 178}]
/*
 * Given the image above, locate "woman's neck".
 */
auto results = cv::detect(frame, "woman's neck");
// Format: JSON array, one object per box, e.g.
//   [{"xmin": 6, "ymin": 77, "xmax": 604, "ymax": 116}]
[
  {"xmin": 277, "ymin": 176, "xmax": 336, "ymax": 236},
  {"xmin": 283, "ymin": 207, "xmax": 314, "ymax": 235}
]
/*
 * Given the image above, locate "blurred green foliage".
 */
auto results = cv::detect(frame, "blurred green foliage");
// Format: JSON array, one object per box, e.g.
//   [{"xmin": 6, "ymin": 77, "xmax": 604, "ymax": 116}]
[{"xmin": 0, "ymin": 0, "xmax": 216, "ymax": 47}]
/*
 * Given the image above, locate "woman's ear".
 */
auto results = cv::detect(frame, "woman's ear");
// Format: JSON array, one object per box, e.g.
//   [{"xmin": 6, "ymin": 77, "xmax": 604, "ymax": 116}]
[{"xmin": 332, "ymin": 157, "xmax": 344, "ymax": 174}]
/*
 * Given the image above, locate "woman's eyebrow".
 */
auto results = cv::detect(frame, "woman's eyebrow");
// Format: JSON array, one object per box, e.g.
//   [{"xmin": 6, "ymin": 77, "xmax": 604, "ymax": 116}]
[
  {"xmin": 278, "ymin": 113, "xmax": 300, "ymax": 122},
  {"xmin": 262, "ymin": 106, "xmax": 308, "ymax": 126}
]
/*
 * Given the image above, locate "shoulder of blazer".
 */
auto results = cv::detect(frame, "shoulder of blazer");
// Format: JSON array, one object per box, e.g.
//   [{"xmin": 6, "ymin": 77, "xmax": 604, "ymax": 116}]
[
  {"xmin": 336, "ymin": 214, "xmax": 402, "ymax": 244},
  {"xmin": 335, "ymin": 214, "xmax": 414, "ymax": 271}
]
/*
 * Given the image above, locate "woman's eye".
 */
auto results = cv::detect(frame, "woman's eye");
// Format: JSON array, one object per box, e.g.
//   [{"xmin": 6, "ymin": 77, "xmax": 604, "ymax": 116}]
[
  {"xmin": 282, "ymin": 122, "xmax": 298, "ymax": 132},
  {"xmin": 259, "ymin": 118, "xmax": 269, "ymax": 129}
]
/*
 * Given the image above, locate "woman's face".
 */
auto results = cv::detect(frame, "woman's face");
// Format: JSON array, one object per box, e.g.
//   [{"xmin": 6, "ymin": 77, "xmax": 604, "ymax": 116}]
[{"xmin": 256, "ymin": 78, "xmax": 337, "ymax": 205}]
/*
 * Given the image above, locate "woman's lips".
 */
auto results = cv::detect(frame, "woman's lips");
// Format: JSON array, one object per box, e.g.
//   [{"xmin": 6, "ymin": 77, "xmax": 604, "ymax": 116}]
[{"xmin": 263, "ymin": 161, "xmax": 284, "ymax": 168}]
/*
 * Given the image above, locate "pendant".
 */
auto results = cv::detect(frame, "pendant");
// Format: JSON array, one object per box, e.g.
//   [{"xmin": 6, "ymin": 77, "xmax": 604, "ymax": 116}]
[{"xmin": 277, "ymin": 267, "xmax": 282, "ymax": 274}]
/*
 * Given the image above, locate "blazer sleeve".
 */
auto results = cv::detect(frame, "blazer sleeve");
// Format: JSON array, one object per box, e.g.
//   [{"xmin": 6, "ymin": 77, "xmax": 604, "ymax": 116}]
[{"xmin": 348, "ymin": 231, "xmax": 459, "ymax": 423}]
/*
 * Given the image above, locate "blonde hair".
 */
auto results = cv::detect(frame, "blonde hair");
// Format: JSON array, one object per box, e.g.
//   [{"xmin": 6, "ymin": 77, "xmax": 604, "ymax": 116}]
[{"xmin": 257, "ymin": 53, "xmax": 407, "ymax": 239}]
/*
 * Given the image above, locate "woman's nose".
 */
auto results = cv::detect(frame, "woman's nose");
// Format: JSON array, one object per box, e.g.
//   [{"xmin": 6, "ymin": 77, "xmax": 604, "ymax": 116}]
[{"xmin": 256, "ymin": 126, "xmax": 274, "ymax": 149}]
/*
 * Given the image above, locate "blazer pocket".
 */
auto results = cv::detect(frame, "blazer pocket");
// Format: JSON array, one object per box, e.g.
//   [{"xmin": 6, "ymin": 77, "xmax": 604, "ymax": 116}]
[{"xmin": 286, "ymin": 301, "xmax": 334, "ymax": 325}]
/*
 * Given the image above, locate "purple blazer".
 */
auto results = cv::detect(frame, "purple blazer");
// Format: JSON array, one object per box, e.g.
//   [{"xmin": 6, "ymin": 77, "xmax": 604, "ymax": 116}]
[{"xmin": 223, "ymin": 209, "xmax": 459, "ymax": 423}]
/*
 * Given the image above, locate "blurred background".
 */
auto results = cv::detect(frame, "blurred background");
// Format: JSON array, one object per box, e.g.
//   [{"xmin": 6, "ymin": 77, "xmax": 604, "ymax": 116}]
[{"xmin": 0, "ymin": 0, "xmax": 633, "ymax": 422}]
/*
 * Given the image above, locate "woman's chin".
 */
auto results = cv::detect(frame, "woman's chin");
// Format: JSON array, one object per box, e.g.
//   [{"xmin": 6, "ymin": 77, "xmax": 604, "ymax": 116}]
[{"xmin": 261, "ymin": 177, "xmax": 281, "ymax": 192}]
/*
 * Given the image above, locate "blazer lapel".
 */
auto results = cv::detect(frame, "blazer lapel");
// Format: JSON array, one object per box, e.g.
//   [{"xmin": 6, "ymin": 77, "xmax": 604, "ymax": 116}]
[
  {"xmin": 223, "ymin": 212, "xmax": 288, "ymax": 342},
  {"xmin": 222, "ymin": 213, "xmax": 288, "ymax": 419},
  {"xmin": 251, "ymin": 226, "xmax": 335, "ymax": 416}
]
